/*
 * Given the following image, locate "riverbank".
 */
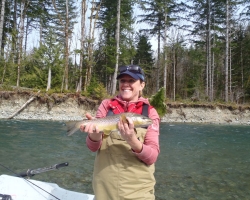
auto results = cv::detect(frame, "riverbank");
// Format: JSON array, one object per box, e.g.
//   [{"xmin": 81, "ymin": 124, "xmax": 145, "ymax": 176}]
[{"xmin": 0, "ymin": 91, "xmax": 250, "ymax": 125}]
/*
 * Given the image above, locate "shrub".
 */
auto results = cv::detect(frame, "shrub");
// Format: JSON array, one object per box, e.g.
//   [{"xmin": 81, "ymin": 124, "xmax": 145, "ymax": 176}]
[{"xmin": 149, "ymin": 87, "xmax": 167, "ymax": 117}]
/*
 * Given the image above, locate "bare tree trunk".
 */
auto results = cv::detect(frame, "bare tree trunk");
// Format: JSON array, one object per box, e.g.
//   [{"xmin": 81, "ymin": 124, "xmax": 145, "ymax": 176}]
[
  {"xmin": 240, "ymin": 40, "xmax": 243, "ymax": 89},
  {"xmin": 46, "ymin": 66, "xmax": 52, "ymax": 91},
  {"xmin": 24, "ymin": 17, "xmax": 29, "ymax": 54},
  {"xmin": 163, "ymin": 13, "xmax": 168, "ymax": 98},
  {"xmin": 0, "ymin": 0, "xmax": 7, "ymax": 84},
  {"xmin": 211, "ymin": 47, "xmax": 214, "ymax": 101},
  {"xmin": 39, "ymin": 19, "xmax": 43, "ymax": 46},
  {"xmin": 39, "ymin": 2, "xmax": 45, "ymax": 47},
  {"xmin": 225, "ymin": 0, "xmax": 229, "ymax": 102},
  {"xmin": 88, "ymin": 0, "xmax": 102, "ymax": 87},
  {"xmin": 206, "ymin": 0, "xmax": 212, "ymax": 101},
  {"xmin": 11, "ymin": 0, "xmax": 17, "ymax": 64},
  {"xmin": 1, "ymin": 41, "xmax": 10, "ymax": 84},
  {"xmin": 83, "ymin": 2, "xmax": 93, "ymax": 92},
  {"xmin": 52, "ymin": 0, "xmax": 70, "ymax": 91},
  {"xmin": 173, "ymin": 45, "xmax": 176, "ymax": 101},
  {"xmin": 1, "ymin": 62, "xmax": 7, "ymax": 84},
  {"xmin": 87, "ymin": 4, "xmax": 94, "ymax": 87},
  {"xmin": 229, "ymin": 45, "xmax": 232, "ymax": 101},
  {"xmin": 85, "ymin": 1, "xmax": 96, "ymax": 91},
  {"xmin": 17, "ymin": 0, "xmax": 26, "ymax": 87},
  {"xmin": 0, "ymin": 0, "xmax": 6, "ymax": 52},
  {"xmin": 111, "ymin": 0, "xmax": 121, "ymax": 95},
  {"xmin": 156, "ymin": 29, "xmax": 161, "ymax": 92},
  {"xmin": 83, "ymin": 0, "xmax": 102, "ymax": 92},
  {"xmin": 64, "ymin": 0, "xmax": 69, "ymax": 90},
  {"xmin": 76, "ymin": 0, "xmax": 87, "ymax": 92}
]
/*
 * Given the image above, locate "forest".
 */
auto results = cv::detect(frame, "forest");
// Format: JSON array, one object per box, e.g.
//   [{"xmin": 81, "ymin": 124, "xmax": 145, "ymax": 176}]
[{"xmin": 0, "ymin": 0, "xmax": 250, "ymax": 104}]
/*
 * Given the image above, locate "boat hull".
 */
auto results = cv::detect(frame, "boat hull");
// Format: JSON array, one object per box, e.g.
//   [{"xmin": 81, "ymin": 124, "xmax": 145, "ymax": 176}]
[{"xmin": 0, "ymin": 175, "xmax": 94, "ymax": 200}]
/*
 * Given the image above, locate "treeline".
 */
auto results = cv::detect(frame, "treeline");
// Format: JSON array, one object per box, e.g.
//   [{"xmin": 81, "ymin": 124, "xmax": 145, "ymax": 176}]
[{"xmin": 0, "ymin": 0, "xmax": 250, "ymax": 103}]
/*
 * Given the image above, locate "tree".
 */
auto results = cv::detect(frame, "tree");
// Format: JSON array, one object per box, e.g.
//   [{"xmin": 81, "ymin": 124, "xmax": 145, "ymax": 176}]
[
  {"xmin": 138, "ymin": 0, "xmax": 179, "ymax": 94},
  {"xmin": 22, "ymin": 31, "xmax": 64, "ymax": 90},
  {"xmin": 52, "ymin": 0, "xmax": 77, "ymax": 91},
  {"xmin": 0, "ymin": 0, "xmax": 6, "ymax": 52},
  {"xmin": 134, "ymin": 33, "xmax": 154, "ymax": 67},
  {"xmin": 133, "ymin": 32, "xmax": 154, "ymax": 94},
  {"xmin": 94, "ymin": 0, "xmax": 134, "ymax": 94},
  {"xmin": 225, "ymin": 0, "xmax": 230, "ymax": 102},
  {"xmin": 111, "ymin": 0, "xmax": 121, "ymax": 95},
  {"xmin": 83, "ymin": 0, "xmax": 102, "ymax": 92},
  {"xmin": 16, "ymin": 0, "xmax": 26, "ymax": 87},
  {"xmin": 184, "ymin": 0, "xmax": 218, "ymax": 101},
  {"xmin": 76, "ymin": 0, "xmax": 87, "ymax": 92},
  {"xmin": 231, "ymin": 24, "xmax": 250, "ymax": 103}
]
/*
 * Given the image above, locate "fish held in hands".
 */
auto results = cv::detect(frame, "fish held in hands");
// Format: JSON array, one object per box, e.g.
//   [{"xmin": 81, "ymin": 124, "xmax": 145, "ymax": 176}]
[{"xmin": 66, "ymin": 113, "xmax": 153, "ymax": 136}]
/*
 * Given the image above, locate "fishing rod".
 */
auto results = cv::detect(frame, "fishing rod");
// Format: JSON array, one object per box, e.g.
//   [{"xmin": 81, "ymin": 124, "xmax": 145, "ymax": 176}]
[
  {"xmin": 0, "ymin": 162, "xmax": 69, "ymax": 200},
  {"xmin": 17, "ymin": 162, "xmax": 69, "ymax": 178}
]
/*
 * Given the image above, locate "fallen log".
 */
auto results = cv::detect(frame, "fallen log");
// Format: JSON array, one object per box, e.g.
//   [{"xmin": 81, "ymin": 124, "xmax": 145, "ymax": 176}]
[{"xmin": 8, "ymin": 90, "xmax": 40, "ymax": 119}]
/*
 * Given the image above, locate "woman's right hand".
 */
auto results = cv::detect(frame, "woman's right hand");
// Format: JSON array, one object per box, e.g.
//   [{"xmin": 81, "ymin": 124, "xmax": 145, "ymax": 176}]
[{"xmin": 80, "ymin": 113, "xmax": 102, "ymax": 141}]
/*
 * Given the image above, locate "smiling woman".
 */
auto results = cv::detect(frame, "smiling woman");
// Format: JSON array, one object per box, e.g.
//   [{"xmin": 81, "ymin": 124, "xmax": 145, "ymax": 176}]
[
  {"xmin": 118, "ymin": 75, "xmax": 145, "ymax": 102},
  {"xmin": 117, "ymin": 65, "xmax": 146, "ymax": 102},
  {"xmin": 79, "ymin": 65, "xmax": 161, "ymax": 200}
]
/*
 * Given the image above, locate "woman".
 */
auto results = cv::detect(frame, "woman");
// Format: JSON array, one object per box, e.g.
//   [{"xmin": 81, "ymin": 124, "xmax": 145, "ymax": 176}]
[{"xmin": 80, "ymin": 65, "xmax": 160, "ymax": 200}]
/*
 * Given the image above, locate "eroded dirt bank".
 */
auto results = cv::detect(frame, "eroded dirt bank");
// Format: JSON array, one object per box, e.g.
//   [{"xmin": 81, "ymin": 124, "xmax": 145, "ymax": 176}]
[{"xmin": 0, "ymin": 91, "xmax": 250, "ymax": 125}]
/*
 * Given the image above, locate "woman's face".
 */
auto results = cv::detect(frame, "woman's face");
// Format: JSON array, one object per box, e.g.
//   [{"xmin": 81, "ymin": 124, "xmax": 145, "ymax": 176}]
[{"xmin": 118, "ymin": 75, "xmax": 145, "ymax": 102}]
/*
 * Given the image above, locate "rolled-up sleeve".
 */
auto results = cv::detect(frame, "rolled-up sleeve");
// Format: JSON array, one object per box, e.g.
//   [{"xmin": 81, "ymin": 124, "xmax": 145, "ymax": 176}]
[
  {"xmin": 85, "ymin": 100, "xmax": 108, "ymax": 152},
  {"xmin": 133, "ymin": 108, "xmax": 160, "ymax": 165}
]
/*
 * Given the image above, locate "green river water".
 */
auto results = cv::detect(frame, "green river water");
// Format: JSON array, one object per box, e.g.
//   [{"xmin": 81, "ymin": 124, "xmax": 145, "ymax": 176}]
[{"xmin": 0, "ymin": 120, "xmax": 249, "ymax": 200}]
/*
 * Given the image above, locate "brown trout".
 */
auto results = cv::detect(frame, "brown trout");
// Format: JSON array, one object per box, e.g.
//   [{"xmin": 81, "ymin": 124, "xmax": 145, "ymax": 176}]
[{"xmin": 66, "ymin": 112, "xmax": 153, "ymax": 136}]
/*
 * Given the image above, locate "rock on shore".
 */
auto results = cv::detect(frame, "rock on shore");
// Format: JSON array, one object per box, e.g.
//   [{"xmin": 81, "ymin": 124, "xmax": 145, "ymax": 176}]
[{"xmin": 0, "ymin": 94, "xmax": 250, "ymax": 125}]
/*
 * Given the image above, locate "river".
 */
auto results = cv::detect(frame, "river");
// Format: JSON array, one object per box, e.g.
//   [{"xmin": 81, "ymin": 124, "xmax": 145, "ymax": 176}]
[{"xmin": 0, "ymin": 120, "xmax": 249, "ymax": 200}]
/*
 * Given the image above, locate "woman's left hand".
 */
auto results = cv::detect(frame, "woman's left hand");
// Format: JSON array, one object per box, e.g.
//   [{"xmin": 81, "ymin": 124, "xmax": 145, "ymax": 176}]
[
  {"xmin": 117, "ymin": 116, "xmax": 143, "ymax": 153},
  {"xmin": 117, "ymin": 116, "xmax": 136, "ymax": 142}
]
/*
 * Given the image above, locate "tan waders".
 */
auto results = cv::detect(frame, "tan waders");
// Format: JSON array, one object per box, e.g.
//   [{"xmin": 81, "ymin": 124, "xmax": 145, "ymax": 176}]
[{"xmin": 93, "ymin": 128, "xmax": 155, "ymax": 200}]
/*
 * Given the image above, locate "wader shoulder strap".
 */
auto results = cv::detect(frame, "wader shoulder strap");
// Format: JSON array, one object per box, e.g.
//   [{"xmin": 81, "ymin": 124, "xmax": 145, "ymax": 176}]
[
  {"xmin": 142, "ymin": 104, "xmax": 149, "ymax": 117},
  {"xmin": 107, "ymin": 109, "xmax": 114, "ymax": 116}
]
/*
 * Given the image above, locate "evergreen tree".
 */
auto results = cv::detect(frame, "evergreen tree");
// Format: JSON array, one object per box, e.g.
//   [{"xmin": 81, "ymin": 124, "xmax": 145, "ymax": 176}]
[
  {"xmin": 133, "ymin": 32, "xmax": 154, "ymax": 95},
  {"xmin": 231, "ymin": 24, "xmax": 250, "ymax": 103},
  {"xmin": 134, "ymin": 33, "xmax": 154, "ymax": 68},
  {"xmin": 93, "ymin": 0, "xmax": 135, "ymax": 94}
]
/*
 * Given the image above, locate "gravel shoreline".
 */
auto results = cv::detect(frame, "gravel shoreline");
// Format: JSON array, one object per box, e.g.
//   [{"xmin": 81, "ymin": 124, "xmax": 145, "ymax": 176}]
[{"xmin": 1, "ymin": 96, "xmax": 250, "ymax": 125}]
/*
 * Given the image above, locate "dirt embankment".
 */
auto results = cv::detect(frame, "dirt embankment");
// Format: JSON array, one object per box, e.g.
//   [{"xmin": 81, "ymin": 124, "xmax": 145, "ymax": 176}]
[
  {"xmin": 0, "ymin": 91, "xmax": 250, "ymax": 125},
  {"xmin": 0, "ymin": 91, "xmax": 98, "ymax": 121},
  {"xmin": 163, "ymin": 103, "xmax": 250, "ymax": 125}
]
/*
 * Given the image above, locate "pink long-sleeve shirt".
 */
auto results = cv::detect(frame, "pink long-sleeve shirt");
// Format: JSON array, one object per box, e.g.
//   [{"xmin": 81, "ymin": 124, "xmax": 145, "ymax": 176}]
[{"xmin": 86, "ymin": 96, "xmax": 160, "ymax": 165}]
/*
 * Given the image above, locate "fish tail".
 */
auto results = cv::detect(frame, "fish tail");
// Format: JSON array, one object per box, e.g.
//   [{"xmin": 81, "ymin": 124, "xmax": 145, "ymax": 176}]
[{"xmin": 66, "ymin": 121, "xmax": 80, "ymax": 136}]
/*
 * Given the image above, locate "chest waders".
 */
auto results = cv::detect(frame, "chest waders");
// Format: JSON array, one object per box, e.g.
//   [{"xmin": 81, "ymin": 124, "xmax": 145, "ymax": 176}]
[{"xmin": 93, "ymin": 104, "xmax": 155, "ymax": 200}]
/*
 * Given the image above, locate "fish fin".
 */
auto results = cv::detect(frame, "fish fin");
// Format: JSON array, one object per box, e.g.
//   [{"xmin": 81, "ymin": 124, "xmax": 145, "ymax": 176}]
[
  {"xmin": 120, "ymin": 114, "xmax": 129, "ymax": 125},
  {"xmin": 65, "ymin": 121, "xmax": 80, "ymax": 136}
]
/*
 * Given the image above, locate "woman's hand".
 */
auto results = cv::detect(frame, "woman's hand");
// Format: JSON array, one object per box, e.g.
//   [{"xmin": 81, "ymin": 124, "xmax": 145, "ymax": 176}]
[
  {"xmin": 118, "ymin": 116, "xmax": 143, "ymax": 153},
  {"xmin": 80, "ymin": 113, "xmax": 102, "ymax": 142}
]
